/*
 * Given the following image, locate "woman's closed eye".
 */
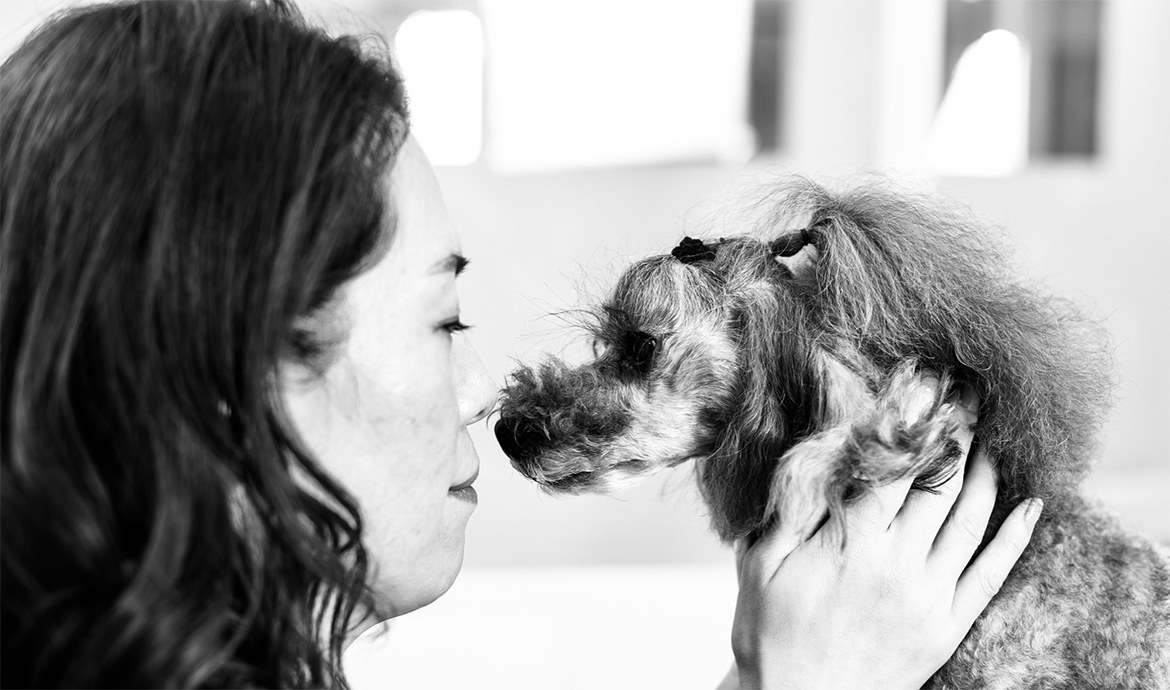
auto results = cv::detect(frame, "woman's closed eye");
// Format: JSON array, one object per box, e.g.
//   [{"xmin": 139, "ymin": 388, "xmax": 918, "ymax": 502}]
[{"xmin": 442, "ymin": 318, "xmax": 472, "ymax": 335}]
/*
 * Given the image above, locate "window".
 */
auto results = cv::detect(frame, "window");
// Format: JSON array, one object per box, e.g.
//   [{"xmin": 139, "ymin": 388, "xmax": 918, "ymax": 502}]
[
  {"xmin": 394, "ymin": 9, "xmax": 484, "ymax": 166},
  {"xmin": 1026, "ymin": 0, "xmax": 1102, "ymax": 156},
  {"xmin": 932, "ymin": 0, "xmax": 1103, "ymax": 174},
  {"xmin": 747, "ymin": 0, "xmax": 793, "ymax": 153},
  {"xmin": 480, "ymin": 0, "xmax": 755, "ymax": 173}
]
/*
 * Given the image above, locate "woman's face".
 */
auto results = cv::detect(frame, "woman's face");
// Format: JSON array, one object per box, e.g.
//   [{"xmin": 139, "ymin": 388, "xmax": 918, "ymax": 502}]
[{"xmin": 281, "ymin": 136, "xmax": 497, "ymax": 632}]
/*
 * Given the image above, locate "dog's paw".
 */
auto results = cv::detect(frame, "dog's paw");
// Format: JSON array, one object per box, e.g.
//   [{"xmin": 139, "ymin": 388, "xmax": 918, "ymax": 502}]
[{"xmin": 853, "ymin": 362, "xmax": 962, "ymax": 484}]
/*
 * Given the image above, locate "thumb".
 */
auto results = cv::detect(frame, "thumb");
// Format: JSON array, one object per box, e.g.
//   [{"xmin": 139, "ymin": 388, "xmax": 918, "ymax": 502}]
[{"xmin": 737, "ymin": 517, "xmax": 808, "ymax": 581}]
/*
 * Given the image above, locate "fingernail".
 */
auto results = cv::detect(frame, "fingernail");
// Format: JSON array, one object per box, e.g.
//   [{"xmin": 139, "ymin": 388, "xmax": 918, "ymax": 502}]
[{"xmin": 1024, "ymin": 498, "xmax": 1043, "ymax": 525}]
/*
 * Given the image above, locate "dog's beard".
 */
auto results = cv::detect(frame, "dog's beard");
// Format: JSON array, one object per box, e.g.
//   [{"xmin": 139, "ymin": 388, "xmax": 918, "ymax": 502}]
[{"xmin": 510, "ymin": 447, "xmax": 659, "ymax": 494}]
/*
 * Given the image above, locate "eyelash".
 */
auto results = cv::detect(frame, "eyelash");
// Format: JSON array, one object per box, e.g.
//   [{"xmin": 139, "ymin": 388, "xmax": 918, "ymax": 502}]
[{"xmin": 443, "ymin": 319, "xmax": 472, "ymax": 334}]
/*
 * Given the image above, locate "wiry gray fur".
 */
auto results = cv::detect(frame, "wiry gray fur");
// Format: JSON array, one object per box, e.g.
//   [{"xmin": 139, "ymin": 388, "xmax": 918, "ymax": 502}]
[{"xmin": 495, "ymin": 176, "xmax": 1170, "ymax": 688}]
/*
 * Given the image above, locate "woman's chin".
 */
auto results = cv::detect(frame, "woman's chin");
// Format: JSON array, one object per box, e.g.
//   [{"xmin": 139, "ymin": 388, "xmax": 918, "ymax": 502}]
[
  {"xmin": 341, "ymin": 558, "xmax": 464, "ymax": 649},
  {"xmin": 377, "ymin": 545, "xmax": 467, "ymax": 617}
]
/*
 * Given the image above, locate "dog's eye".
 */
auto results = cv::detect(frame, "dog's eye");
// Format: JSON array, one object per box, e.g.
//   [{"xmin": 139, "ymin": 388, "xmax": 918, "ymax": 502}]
[{"xmin": 619, "ymin": 331, "xmax": 657, "ymax": 374}]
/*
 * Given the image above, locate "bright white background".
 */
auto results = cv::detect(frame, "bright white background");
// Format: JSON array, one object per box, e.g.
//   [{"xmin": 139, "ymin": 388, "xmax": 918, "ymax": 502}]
[{"xmin": 4, "ymin": 1, "xmax": 1167, "ymax": 687}]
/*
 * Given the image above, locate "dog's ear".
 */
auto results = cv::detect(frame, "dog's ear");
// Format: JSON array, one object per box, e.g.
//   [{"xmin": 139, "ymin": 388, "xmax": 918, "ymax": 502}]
[{"xmin": 695, "ymin": 250, "xmax": 819, "ymax": 542}]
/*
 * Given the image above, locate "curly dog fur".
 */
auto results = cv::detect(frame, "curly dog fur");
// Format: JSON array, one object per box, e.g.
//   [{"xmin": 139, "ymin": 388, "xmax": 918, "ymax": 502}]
[{"xmin": 495, "ymin": 176, "xmax": 1170, "ymax": 688}]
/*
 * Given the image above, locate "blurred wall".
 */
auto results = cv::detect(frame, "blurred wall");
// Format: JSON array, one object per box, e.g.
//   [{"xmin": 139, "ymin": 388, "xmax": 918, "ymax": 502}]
[
  {"xmin": 3, "ymin": 0, "xmax": 1165, "ymax": 568},
  {"xmin": 444, "ymin": 0, "xmax": 1170, "ymax": 567},
  {"xmin": 0, "ymin": 0, "xmax": 71, "ymax": 59},
  {"xmin": 938, "ymin": 0, "xmax": 1170, "ymax": 544}
]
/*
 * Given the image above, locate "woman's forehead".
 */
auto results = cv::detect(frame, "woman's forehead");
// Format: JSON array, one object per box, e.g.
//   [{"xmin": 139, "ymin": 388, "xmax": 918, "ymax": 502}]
[{"xmin": 387, "ymin": 136, "xmax": 462, "ymax": 262}]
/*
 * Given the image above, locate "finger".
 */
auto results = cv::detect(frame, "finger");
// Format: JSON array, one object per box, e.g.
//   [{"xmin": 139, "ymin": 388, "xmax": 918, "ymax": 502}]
[
  {"xmin": 929, "ymin": 449, "xmax": 999, "ymax": 579},
  {"xmin": 952, "ymin": 498, "xmax": 1042, "ymax": 628},
  {"xmin": 734, "ymin": 537, "xmax": 751, "ymax": 579},
  {"xmin": 840, "ymin": 473, "xmax": 916, "ymax": 537},
  {"xmin": 895, "ymin": 385, "xmax": 980, "ymax": 542},
  {"xmin": 738, "ymin": 517, "xmax": 812, "ymax": 580}
]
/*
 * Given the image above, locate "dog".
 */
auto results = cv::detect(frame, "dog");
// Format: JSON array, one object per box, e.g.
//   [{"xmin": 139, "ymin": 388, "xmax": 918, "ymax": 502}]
[{"xmin": 494, "ymin": 176, "xmax": 1170, "ymax": 688}]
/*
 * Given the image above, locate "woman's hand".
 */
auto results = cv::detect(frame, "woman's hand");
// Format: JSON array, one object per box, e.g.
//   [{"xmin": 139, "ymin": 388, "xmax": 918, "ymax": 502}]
[{"xmin": 730, "ymin": 395, "xmax": 1042, "ymax": 690}]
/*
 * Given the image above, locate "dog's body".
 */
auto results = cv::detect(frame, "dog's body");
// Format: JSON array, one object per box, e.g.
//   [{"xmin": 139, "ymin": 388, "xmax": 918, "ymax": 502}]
[{"xmin": 495, "ymin": 177, "xmax": 1170, "ymax": 688}]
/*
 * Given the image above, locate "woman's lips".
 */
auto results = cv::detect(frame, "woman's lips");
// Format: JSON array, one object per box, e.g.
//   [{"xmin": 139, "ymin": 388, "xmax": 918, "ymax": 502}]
[
  {"xmin": 448, "ymin": 485, "xmax": 477, "ymax": 503},
  {"xmin": 449, "ymin": 468, "xmax": 479, "ymax": 503}
]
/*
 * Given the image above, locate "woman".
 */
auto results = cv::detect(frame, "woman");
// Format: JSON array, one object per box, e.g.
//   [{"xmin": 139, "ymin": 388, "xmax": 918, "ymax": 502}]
[{"xmin": 0, "ymin": 1, "xmax": 1040, "ymax": 687}]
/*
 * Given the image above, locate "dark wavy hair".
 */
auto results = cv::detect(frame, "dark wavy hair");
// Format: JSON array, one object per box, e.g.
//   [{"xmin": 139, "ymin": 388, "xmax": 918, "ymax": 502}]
[{"xmin": 1, "ymin": 0, "xmax": 409, "ymax": 686}]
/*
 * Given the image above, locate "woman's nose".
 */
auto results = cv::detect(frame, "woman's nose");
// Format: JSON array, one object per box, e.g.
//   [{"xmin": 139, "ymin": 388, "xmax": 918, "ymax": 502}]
[{"xmin": 453, "ymin": 334, "xmax": 498, "ymax": 425}]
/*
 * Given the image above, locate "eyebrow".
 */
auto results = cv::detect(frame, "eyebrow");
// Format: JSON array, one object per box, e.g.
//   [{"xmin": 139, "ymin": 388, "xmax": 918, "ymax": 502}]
[{"xmin": 435, "ymin": 253, "xmax": 470, "ymax": 276}]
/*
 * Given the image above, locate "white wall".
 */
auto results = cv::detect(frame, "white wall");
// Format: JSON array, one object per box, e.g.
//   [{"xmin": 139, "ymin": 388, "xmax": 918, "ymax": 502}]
[
  {"xmin": 5, "ymin": 0, "xmax": 1165, "ymax": 569},
  {"xmin": 445, "ymin": 0, "xmax": 1169, "ymax": 568},
  {"xmin": 938, "ymin": 0, "xmax": 1170, "ymax": 540},
  {"xmin": 0, "ymin": 0, "xmax": 74, "ymax": 60}
]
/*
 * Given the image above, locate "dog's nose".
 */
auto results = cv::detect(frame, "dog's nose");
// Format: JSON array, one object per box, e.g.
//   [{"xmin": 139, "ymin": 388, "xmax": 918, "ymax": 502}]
[{"xmin": 494, "ymin": 418, "xmax": 546, "ymax": 462}]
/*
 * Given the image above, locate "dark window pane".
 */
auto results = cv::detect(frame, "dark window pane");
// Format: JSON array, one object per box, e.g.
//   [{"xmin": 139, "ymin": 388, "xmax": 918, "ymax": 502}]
[
  {"xmin": 748, "ymin": 0, "xmax": 791, "ymax": 153},
  {"xmin": 944, "ymin": 0, "xmax": 994, "ymax": 92},
  {"xmin": 1028, "ymin": 0, "xmax": 1102, "ymax": 156}
]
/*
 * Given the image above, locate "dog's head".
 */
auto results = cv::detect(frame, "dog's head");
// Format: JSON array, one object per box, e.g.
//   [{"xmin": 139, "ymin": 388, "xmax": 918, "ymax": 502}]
[
  {"xmin": 496, "ymin": 177, "xmax": 1113, "ymax": 543},
  {"xmin": 494, "ymin": 235, "xmax": 803, "ymax": 492}
]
